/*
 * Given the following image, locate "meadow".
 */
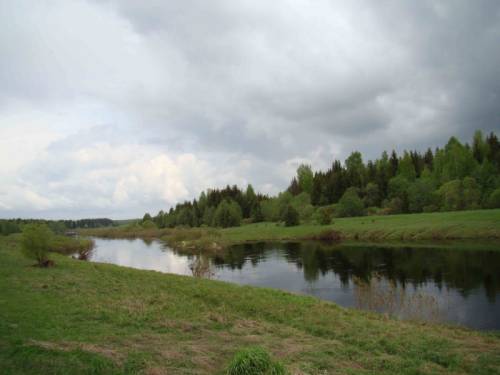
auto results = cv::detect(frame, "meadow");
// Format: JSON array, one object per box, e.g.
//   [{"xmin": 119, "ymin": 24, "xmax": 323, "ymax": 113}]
[{"xmin": 1, "ymin": 234, "xmax": 499, "ymax": 374}]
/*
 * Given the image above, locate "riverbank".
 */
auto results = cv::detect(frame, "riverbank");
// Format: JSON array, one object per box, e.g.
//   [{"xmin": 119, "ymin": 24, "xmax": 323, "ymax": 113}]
[
  {"xmin": 82, "ymin": 209, "xmax": 500, "ymax": 252},
  {"xmin": 1, "ymin": 235, "xmax": 499, "ymax": 374}
]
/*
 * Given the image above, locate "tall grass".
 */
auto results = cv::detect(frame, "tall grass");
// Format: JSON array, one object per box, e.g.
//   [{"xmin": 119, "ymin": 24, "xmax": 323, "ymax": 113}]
[
  {"xmin": 353, "ymin": 274, "xmax": 443, "ymax": 323},
  {"xmin": 226, "ymin": 346, "xmax": 287, "ymax": 375},
  {"xmin": 50, "ymin": 236, "xmax": 95, "ymax": 259},
  {"xmin": 189, "ymin": 254, "xmax": 215, "ymax": 279}
]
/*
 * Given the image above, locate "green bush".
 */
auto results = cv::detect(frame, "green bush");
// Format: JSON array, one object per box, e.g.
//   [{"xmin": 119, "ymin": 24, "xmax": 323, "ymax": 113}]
[
  {"xmin": 408, "ymin": 178, "xmax": 435, "ymax": 213},
  {"xmin": 366, "ymin": 206, "xmax": 382, "ymax": 216},
  {"xmin": 21, "ymin": 223, "xmax": 53, "ymax": 267},
  {"xmin": 385, "ymin": 197, "xmax": 404, "ymax": 214},
  {"xmin": 289, "ymin": 192, "xmax": 314, "ymax": 222},
  {"xmin": 281, "ymin": 205, "xmax": 300, "ymax": 227},
  {"xmin": 337, "ymin": 189, "xmax": 365, "ymax": 217},
  {"xmin": 462, "ymin": 177, "xmax": 481, "ymax": 209},
  {"xmin": 423, "ymin": 204, "xmax": 439, "ymax": 213},
  {"xmin": 226, "ymin": 346, "xmax": 287, "ymax": 375},
  {"xmin": 141, "ymin": 219, "xmax": 158, "ymax": 229},
  {"xmin": 388, "ymin": 176, "xmax": 410, "ymax": 212},
  {"xmin": 487, "ymin": 188, "xmax": 500, "ymax": 208},
  {"xmin": 261, "ymin": 198, "xmax": 280, "ymax": 222},
  {"xmin": 203, "ymin": 206, "xmax": 215, "ymax": 226},
  {"xmin": 438, "ymin": 179, "xmax": 463, "ymax": 211},
  {"xmin": 363, "ymin": 182, "xmax": 381, "ymax": 207},
  {"xmin": 316, "ymin": 206, "xmax": 333, "ymax": 225}
]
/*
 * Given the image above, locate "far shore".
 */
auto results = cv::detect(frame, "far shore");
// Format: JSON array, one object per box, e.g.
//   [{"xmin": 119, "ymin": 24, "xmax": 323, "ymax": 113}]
[{"xmin": 80, "ymin": 209, "xmax": 500, "ymax": 253}]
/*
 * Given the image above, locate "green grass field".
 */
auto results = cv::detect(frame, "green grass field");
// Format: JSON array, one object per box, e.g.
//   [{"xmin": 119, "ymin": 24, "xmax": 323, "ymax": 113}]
[
  {"xmin": 221, "ymin": 209, "xmax": 500, "ymax": 242},
  {"xmin": 1, "ymin": 234, "xmax": 499, "ymax": 374}
]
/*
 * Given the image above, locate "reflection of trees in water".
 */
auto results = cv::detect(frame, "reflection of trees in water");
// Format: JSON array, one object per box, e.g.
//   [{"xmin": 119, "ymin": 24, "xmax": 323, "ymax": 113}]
[
  {"xmin": 141, "ymin": 238, "xmax": 154, "ymax": 246},
  {"xmin": 212, "ymin": 242, "xmax": 268, "ymax": 270},
  {"xmin": 212, "ymin": 242, "xmax": 500, "ymax": 302}
]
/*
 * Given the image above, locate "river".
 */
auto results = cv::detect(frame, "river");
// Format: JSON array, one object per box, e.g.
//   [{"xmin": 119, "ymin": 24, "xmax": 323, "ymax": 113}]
[{"xmin": 82, "ymin": 237, "xmax": 500, "ymax": 330}]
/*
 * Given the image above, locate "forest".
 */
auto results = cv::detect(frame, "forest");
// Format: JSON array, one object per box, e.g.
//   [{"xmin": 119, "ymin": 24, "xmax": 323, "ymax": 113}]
[
  {"xmin": 146, "ymin": 130, "xmax": 500, "ymax": 228},
  {"xmin": 0, "ymin": 218, "xmax": 114, "ymax": 236}
]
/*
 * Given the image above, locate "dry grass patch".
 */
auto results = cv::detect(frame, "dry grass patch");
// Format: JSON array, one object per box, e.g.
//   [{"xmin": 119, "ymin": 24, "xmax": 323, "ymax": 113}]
[{"xmin": 30, "ymin": 340, "xmax": 124, "ymax": 363}]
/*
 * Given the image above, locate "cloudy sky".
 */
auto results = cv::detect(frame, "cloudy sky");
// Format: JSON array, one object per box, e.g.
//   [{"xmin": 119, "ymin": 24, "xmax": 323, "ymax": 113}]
[{"xmin": 1, "ymin": 0, "xmax": 499, "ymax": 219}]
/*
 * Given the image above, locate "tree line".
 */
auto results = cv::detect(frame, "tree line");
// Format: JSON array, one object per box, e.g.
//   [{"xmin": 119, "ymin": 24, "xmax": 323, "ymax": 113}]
[
  {"xmin": 145, "ymin": 130, "xmax": 500, "ymax": 229},
  {"xmin": 0, "ymin": 218, "xmax": 114, "ymax": 236}
]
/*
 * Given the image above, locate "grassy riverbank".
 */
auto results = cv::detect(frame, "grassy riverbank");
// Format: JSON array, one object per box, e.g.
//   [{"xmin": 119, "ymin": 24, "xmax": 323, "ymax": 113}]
[
  {"xmin": 82, "ymin": 209, "xmax": 500, "ymax": 252},
  {"xmin": 1, "ymin": 235, "xmax": 499, "ymax": 374}
]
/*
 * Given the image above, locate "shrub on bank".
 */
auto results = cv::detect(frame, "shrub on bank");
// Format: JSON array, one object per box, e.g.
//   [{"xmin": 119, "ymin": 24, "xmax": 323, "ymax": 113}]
[
  {"xmin": 337, "ymin": 189, "xmax": 365, "ymax": 217},
  {"xmin": 488, "ymin": 188, "xmax": 500, "ymax": 208},
  {"xmin": 281, "ymin": 205, "xmax": 300, "ymax": 227},
  {"xmin": 21, "ymin": 223, "xmax": 53, "ymax": 267},
  {"xmin": 316, "ymin": 206, "xmax": 333, "ymax": 225},
  {"xmin": 141, "ymin": 219, "xmax": 157, "ymax": 229}
]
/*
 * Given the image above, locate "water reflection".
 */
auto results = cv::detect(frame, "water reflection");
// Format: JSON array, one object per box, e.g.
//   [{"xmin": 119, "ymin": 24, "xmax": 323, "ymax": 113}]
[
  {"xmin": 220, "ymin": 242, "xmax": 500, "ymax": 303},
  {"xmin": 189, "ymin": 254, "xmax": 215, "ymax": 279},
  {"xmin": 88, "ymin": 237, "xmax": 192, "ymax": 275},
  {"xmin": 87, "ymin": 238, "xmax": 500, "ymax": 330}
]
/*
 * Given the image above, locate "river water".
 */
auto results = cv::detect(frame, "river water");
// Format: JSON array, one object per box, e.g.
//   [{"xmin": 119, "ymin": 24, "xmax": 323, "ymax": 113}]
[{"xmin": 84, "ymin": 237, "xmax": 500, "ymax": 330}]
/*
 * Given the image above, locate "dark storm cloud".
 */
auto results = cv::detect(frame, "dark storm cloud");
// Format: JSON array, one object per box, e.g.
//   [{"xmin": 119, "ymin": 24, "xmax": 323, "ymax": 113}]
[
  {"xmin": 104, "ymin": 0, "xmax": 500, "ymax": 154},
  {"xmin": 1, "ymin": 0, "xmax": 500, "ymax": 218}
]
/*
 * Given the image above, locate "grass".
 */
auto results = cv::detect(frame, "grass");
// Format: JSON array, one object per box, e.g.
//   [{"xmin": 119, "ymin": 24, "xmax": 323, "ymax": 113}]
[
  {"xmin": 81, "ymin": 209, "xmax": 500, "ymax": 253},
  {"xmin": 1, "ymin": 234, "xmax": 499, "ymax": 374},
  {"xmin": 226, "ymin": 346, "xmax": 286, "ymax": 375},
  {"xmin": 219, "ymin": 209, "xmax": 500, "ymax": 243}
]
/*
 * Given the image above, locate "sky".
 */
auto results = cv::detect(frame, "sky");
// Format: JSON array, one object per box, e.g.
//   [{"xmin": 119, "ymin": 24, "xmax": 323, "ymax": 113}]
[{"xmin": 1, "ymin": 0, "xmax": 499, "ymax": 219}]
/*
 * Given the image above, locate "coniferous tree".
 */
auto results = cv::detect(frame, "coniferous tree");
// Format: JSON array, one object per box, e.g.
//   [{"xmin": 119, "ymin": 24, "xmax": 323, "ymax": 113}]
[
  {"xmin": 250, "ymin": 202, "xmax": 264, "ymax": 223},
  {"xmin": 423, "ymin": 148, "xmax": 434, "ymax": 170},
  {"xmin": 472, "ymin": 130, "xmax": 488, "ymax": 163},
  {"xmin": 376, "ymin": 151, "xmax": 391, "ymax": 200},
  {"xmin": 389, "ymin": 150, "xmax": 399, "ymax": 178},
  {"xmin": 282, "ymin": 205, "xmax": 300, "ymax": 226},
  {"xmin": 364, "ymin": 182, "xmax": 380, "ymax": 207},
  {"xmin": 324, "ymin": 160, "xmax": 345, "ymax": 204},
  {"xmin": 287, "ymin": 177, "xmax": 301, "ymax": 196},
  {"xmin": 311, "ymin": 172, "xmax": 324, "ymax": 206},
  {"xmin": 486, "ymin": 132, "xmax": 500, "ymax": 171},
  {"xmin": 366, "ymin": 160, "xmax": 377, "ymax": 184},
  {"xmin": 244, "ymin": 184, "xmax": 257, "ymax": 217}
]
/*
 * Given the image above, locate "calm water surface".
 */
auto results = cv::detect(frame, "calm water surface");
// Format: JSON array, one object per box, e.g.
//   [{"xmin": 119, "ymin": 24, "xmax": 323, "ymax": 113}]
[{"xmin": 86, "ymin": 238, "xmax": 500, "ymax": 330}]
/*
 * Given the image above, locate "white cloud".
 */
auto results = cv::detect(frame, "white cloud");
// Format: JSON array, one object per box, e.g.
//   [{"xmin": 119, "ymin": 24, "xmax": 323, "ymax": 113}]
[{"xmin": 0, "ymin": 0, "xmax": 499, "ymax": 218}]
